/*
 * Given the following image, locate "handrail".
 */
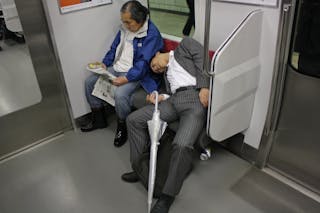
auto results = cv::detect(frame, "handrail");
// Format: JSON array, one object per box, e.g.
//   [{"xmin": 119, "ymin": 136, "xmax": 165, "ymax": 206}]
[{"xmin": 203, "ymin": 0, "xmax": 213, "ymax": 76}]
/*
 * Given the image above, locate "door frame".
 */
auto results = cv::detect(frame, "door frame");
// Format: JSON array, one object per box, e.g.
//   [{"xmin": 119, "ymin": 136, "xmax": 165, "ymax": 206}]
[{"xmin": 256, "ymin": 0, "xmax": 297, "ymax": 168}]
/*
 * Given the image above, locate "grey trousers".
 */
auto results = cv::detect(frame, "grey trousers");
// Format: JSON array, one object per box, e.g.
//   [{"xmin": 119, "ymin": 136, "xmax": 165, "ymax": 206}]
[{"xmin": 127, "ymin": 89, "xmax": 206, "ymax": 196}]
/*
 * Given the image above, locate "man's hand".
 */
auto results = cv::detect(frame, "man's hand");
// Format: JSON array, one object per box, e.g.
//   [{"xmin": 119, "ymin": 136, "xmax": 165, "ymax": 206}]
[
  {"xmin": 146, "ymin": 93, "xmax": 165, "ymax": 105},
  {"xmin": 112, "ymin": 76, "xmax": 128, "ymax": 86},
  {"xmin": 199, "ymin": 88, "xmax": 209, "ymax": 108}
]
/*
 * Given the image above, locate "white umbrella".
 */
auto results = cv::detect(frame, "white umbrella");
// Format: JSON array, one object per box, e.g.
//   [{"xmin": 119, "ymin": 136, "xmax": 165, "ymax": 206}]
[{"xmin": 147, "ymin": 91, "xmax": 167, "ymax": 213}]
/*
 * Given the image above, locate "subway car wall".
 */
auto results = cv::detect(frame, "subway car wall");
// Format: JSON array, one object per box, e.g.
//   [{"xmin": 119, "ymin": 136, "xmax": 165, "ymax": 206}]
[{"xmin": 42, "ymin": 0, "xmax": 280, "ymax": 150}]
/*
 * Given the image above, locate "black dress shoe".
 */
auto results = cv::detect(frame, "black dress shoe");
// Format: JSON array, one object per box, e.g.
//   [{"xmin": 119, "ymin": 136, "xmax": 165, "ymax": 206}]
[
  {"xmin": 114, "ymin": 129, "xmax": 127, "ymax": 147},
  {"xmin": 114, "ymin": 119, "xmax": 127, "ymax": 147},
  {"xmin": 121, "ymin": 171, "xmax": 139, "ymax": 183},
  {"xmin": 151, "ymin": 194, "xmax": 175, "ymax": 213}
]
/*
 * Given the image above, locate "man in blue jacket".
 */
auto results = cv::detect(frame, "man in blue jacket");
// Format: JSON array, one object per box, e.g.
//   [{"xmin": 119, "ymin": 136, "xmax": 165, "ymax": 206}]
[{"xmin": 81, "ymin": 1, "xmax": 163, "ymax": 148}]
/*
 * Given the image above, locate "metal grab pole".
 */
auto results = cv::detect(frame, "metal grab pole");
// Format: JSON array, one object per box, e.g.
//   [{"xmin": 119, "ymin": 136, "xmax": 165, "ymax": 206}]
[{"xmin": 203, "ymin": 0, "xmax": 212, "ymax": 76}]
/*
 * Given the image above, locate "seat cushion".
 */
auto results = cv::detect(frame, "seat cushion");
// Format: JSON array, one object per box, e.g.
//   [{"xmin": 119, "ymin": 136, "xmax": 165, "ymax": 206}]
[{"xmin": 163, "ymin": 39, "xmax": 180, "ymax": 52}]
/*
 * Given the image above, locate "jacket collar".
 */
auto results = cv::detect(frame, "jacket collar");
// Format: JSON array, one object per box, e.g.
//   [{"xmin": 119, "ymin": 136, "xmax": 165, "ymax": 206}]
[{"xmin": 135, "ymin": 17, "xmax": 149, "ymax": 38}]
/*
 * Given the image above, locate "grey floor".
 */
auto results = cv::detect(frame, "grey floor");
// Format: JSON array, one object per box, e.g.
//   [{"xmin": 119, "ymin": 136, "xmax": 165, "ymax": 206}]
[{"xmin": 0, "ymin": 119, "xmax": 319, "ymax": 213}]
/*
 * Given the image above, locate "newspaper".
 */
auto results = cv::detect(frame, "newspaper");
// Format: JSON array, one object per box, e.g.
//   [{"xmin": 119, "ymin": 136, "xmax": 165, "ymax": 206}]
[{"xmin": 86, "ymin": 63, "xmax": 117, "ymax": 106}]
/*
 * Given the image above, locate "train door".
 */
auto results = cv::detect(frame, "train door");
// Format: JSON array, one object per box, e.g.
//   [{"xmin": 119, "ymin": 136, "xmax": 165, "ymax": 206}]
[
  {"xmin": 0, "ymin": 0, "xmax": 72, "ymax": 159},
  {"xmin": 261, "ymin": 0, "xmax": 320, "ymax": 194}
]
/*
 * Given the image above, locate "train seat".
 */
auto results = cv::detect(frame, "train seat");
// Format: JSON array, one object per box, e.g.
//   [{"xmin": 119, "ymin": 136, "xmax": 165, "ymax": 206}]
[
  {"xmin": 0, "ymin": 0, "xmax": 25, "ymax": 45},
  {"xmin": 0, "ymin": 0, "xmax": 22, "ymax": 32},
  {"xmin": 162, "ymin": 38, "xmax": 215, "ymax": 59}
]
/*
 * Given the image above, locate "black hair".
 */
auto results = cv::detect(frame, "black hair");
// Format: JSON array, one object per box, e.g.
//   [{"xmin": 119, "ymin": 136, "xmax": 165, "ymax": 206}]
[{"xmin": 120, "ymin": 1, "xmax": 149, "ymax": 24}]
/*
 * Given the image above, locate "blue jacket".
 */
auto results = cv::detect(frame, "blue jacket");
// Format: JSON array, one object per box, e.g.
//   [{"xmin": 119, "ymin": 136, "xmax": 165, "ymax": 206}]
[{"xmin": 102, "ymin": 20, "xmax": 163, "ymax": 93}]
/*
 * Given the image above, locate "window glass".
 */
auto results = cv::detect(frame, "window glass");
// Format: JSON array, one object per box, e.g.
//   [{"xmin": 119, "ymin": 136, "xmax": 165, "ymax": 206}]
[
  {"xmin": 0, "ymin": 2, "xmax": 42, "ymax": 117},
  {"xmin": 291, "ymin": 0, "xmax": 320, "ymax": 78},
  {"xmin": 148, "ymin": 0, "xmax": 195, "ymax": 38}
]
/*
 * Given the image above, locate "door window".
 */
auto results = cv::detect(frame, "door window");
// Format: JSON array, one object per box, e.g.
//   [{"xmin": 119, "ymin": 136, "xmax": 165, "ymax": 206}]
[
  {"xmin": 148, "ymin": 0, "xmax": 194, "ymax": 38},
  {"xmin": 290, "ymin": 0, "xmax": 320, "ymax": 78},
  {"xmin": 0, "ymin": 1, "xmax": 42, "ymax": 117}
]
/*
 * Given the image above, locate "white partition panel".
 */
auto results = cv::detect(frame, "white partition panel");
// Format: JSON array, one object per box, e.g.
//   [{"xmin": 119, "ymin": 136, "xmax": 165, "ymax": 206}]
[{"xmin": 207, "ymin": 10, "xmax": 263, "ymax": 142}]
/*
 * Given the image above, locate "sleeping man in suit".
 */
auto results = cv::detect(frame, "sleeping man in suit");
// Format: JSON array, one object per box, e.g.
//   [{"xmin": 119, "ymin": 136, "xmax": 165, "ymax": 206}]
[{"xmin": 121, "ymin": 37, "xmax": 210, "ymax": 213}]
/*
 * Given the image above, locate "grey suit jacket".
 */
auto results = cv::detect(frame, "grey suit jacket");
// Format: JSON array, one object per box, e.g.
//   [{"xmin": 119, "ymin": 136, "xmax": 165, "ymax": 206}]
[{"xmin": 163, "ymin": 37, "xmax": 209, "ymax": 93}]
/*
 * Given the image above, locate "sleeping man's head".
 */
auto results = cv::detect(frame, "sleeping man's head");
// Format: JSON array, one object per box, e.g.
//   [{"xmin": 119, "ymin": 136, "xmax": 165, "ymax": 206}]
[{"xmin": 150, "ymin": 52, "xmax": 170, "ymax": 74}]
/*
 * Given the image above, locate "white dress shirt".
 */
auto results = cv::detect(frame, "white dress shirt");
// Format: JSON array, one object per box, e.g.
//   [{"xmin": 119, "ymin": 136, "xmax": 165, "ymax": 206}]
[{"xmin": 166, "ymin": 50, "xmax": 196, "ymax": 94}]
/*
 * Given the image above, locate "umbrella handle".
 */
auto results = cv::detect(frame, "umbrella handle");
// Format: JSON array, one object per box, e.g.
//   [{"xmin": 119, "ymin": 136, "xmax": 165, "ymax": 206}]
[{"xmin": 152, "ymin": 91, "xmax": 159, "ymax": 112}]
